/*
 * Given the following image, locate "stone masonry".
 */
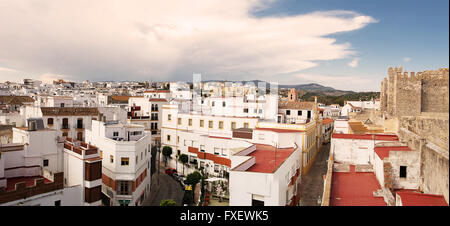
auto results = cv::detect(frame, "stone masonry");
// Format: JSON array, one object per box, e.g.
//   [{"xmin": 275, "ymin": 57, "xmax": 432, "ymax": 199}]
[{"xmin": 378, "ymin": 67, "xmax": 449, "ymax": 203}]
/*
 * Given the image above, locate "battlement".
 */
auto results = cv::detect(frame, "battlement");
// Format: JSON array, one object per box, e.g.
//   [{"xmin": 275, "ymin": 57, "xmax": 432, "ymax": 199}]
[{"xmin": 388, "ymin": 67, "xmax": 449, "ymax": 81}]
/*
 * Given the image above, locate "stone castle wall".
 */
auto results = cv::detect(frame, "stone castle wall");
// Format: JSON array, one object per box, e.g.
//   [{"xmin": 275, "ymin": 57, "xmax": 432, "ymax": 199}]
[
  {"xmin": 380, "ymin": 67, "xmax": 449, "ymax": 204},
  {"xmin": 381, "ymin": 67, "xmax": 449, "ymax": 119}
]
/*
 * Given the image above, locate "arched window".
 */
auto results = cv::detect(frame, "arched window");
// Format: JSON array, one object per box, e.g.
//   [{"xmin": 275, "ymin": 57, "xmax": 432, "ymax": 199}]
[{"xmin": 47, "ymin": 118, "xmax": 54, "ymax": 125}]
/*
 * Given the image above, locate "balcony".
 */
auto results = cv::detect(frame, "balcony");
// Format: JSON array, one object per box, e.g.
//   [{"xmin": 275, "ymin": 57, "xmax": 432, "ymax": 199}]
[{"xmin": 61, "ymin": 124, "xmax": 70, "ymax": 129}]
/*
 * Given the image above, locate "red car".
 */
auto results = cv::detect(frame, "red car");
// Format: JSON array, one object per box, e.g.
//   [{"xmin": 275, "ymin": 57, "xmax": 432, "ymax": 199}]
[{"xmin": 165, "ymin": 168, "xmax": 177, "ymax": 176}]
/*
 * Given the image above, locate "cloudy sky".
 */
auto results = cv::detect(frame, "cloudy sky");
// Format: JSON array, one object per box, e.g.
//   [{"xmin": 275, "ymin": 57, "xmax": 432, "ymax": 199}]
[{"xmin": 0, "ymin": 0, "xmax": 448, "ymax": 91}]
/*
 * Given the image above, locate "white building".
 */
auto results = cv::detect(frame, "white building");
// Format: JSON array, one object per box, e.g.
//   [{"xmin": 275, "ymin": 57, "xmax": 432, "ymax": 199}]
[
  {"xmin": 228, "ymin": 123, "xmax": 313, "ymax": 206},
  {"xmin": 0, "ymin": 119, "xmax": 102, "ymax": 206},
  {"xmin": 21, "ymin": 105, "xmax": 100, "ymax": 141},
  {"xmin": 85, "ymin": 119, "xmax": 151, "ymax": 206}
]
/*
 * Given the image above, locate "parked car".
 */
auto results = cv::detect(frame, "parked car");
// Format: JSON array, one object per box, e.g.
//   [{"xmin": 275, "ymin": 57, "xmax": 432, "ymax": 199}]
[
  {"xmin": 173, "ymin": 173, "xmax": 180, "ymax": 179},
  {"xmin": 165, "ymin": 168, "xmax": 177, "ymax": 176}
]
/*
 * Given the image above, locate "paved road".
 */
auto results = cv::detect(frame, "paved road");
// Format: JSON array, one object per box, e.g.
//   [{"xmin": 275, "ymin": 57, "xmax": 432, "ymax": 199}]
[
  {"xmin": 299, "ymin": 143, "xmax": 331, "ymax": 206},
  {"xmin": 142, "ymin": 163, "xmax": 184, "ymax": 206}
]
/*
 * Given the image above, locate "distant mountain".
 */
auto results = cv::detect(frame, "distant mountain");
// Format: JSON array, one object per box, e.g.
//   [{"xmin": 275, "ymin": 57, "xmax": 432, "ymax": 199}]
[
  {"xmin": 201, "ymin": 79, "xmax": 355, "ymax": 96},
  {"xmin": 278, "ymin": 83, "xmax": 355, "ymax": 96}
]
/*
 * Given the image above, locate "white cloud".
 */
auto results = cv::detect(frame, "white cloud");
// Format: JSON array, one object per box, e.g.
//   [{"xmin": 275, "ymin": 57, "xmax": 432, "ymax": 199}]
[
  {"xmin": 403, "ymin": 57, "xmax": 411, "ymax": 63},
  {"xmin": 0, "ymin": 67, "xmax": 18, "ymax": 73},
  {"xmin": 348, "ymin": 58, "xmax": 359, "ymax": 68},
  {"xmin": 0, "ymin": 0, "xmax": 377, "ymax": 83}
]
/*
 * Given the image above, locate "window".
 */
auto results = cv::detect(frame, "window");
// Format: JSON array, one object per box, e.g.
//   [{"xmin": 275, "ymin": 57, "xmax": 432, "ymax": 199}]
[
  {"xmin": 231, "ymin": 122, "xmax": 236, "ymax": 130},
  {"xmin": 188, "ymin": 119, "xmax": 192, "ymax": 126},
  {"xmin": 254, "ymin": 109, "xmax": 257, "ymax": 113},
  {"xmin": 168, "ymin": 114, "xmax": 172, "ymax": 121},
  {"xmin": 43, "ymin": 159, "xmax": 49, "ymax": 167},
  {"xmin": 110, "ymin": 155, "xmax": 114, "ymax": 163},
  {"xmin": 121, "ymin": 157, "xmax": 129, "ymax": 166},
  {"xmin": 60, "ymin": 103, "xmax": 65, "ymax": 107},
  {"xmin": 214, "ymin": 164, "xmax": 219, "ymax": 173},
  {"xmin": 298, "ymin": 110, "xmax": 302, "ymax": 116},
  {"xmin": 214, "ymin": 148, "xmax": 220, "ymax": 155},
  {"xmin": 47, "ymin": 118, "xmax": 54, "ymax": 125},
  {"xmin": 113, "ymin": 132, "xmax": 119, "ymax": 137},
  {"xmin": 286, "ymin": 110, "xmax": 291, "ymax": 115},
  {"xmin": 119, "ymin": 181, "xmax": 129, "ymax": 195},
  {"xmin": 244, "ymin": 122, "xmax": 249, "ymax": 128},
  {"xmin": 178, "ymin": 118, "xmax": 182, "ymax": 125},
  {"xmin": 212, "ymin": 101, "xmax": 215, "ymax": 107},
  {"xmin": 167, "ymin": 135, "xmax": 171, "ymax": 141},
  {"xmin": 307, "ymin": 111, "xmax": 311, "ymax": 119},
  {"xmin": 208, "ymin": 120, "xmax": 213, "ymax": 129},
  {"xmin": 200, "ymin": 120, "xmax": 204, "ymax": 128},
  {"xmin": 136, "ymin": 156, "xmax": 138, "ymax": 164},
  {"xmin": 54, "ymin": 200, "xmax": 61, "ymax": 206},
  {"xmin": 243, "ymin": 108, "xmax": 248, "ymax": 113},
  {"xmin": 252, "ymin": 199, "xmax": 264, "ymax": 206},
  {"xmin": 400, "ymin": 166, "xmax": 407, "ymax": 178},
  {"xmin": 177, "ymin": 136, "xmax": 180, "ymax": 143},
  {"xmin": 219, "ymin": 121, "xmax": 224, "ymax": 129},
  {"xmin": 258, "ymin": 109, "xmax": 263, "ymax": 114},
  {"xmin": 222, "ymin": 101, "xmax": 226, "ymax": 107}
]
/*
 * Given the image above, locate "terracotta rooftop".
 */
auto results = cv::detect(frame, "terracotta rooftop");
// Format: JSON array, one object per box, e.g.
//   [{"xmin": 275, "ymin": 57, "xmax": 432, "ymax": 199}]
[
  {"xmin": 0, "ymin": 96, "xmax": 35, "ymax": 105},
  {"xmin": 278, "ymin": 100, "xmax": 314, "ymax": 110},
  {"xmin": 322, "ymin": 118, "xmax": 334, "ymax": 125},
  {"xmin": 110, "ymin": 96, "xmax": 132, "ymax": 102},
  {"xmin": 149, "ymin": 98, "xmax": 168, "ymax": 102},
  {"xmin": 397, "ymin": 191, "xmax": 448, "ymax": 206},
  {"xmin": 245, "ymin": 144, "xmax": 295, "ymax": 173},
  {"xmin": 330, "ymin": 165, "xmax": 386, "ymax": 206},
  {"xmin": 374, "ymin": 146, "xmax": 412, "ymax": 160},
  {"xmin": 41, "ymin": 107, "xmax": 99, "ymax": 116},
  {"xmin": 332, "ymin": 133, "xmax": 399, "ymax": 141}
]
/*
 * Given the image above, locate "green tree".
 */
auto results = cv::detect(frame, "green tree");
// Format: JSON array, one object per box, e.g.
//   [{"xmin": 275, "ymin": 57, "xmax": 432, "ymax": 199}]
[
  {"xmin": 160, "ymin": 199, "xmax": 177, "ymax": 206},
  {"xmin": 162, "ymin": 146, "xmax": 172, "ymax": 166},
  {"xmin": 186, "ymin": 171, "xmax": 202, "ymax": 186},
  {"xmin": 179, "ymin": 154, "xmax": 189, "ymax": 175}
]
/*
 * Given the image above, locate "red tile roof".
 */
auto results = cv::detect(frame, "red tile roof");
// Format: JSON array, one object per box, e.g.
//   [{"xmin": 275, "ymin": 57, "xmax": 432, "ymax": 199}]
[
  {"xmin": 332, "ymin": 133, "xmax": 399, "ymax": 141},
  {"xmin": 322, "ymin": 118, "xmax": 334, "ymax": 125},
  {"xmin": 254, "ymin": 127, "xmax": 303, "ymax": 133},
  {"xmin": 397, "ymin": 191, "xmax": 448, "ymax": 206},
  {"xmin": 148, "ymin": 98, "xmax": 168, "ymax": 102},
  {"xmin": 374, "ymin": 146, "xmax": 412, "ymax": 160},
  {"xmin": 245, "ymin": 144, "xmax": 295, "ymax": 173},
  {"xmin": 330, "ymin": 165, "xmax": 386, "ymax": 206}
]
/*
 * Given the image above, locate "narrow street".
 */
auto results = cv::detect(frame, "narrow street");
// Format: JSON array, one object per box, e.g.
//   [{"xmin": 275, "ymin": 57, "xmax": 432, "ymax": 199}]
[
  {"xmin": 142, "ymin": 162, "xmax": 184, "ymax": 206},
  {"xmin": 299, "ymin": 142, "xmax": 331, "ymax": 206}
]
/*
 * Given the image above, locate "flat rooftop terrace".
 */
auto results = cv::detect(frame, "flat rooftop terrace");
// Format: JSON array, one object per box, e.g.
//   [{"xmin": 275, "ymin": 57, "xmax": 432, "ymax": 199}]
[
  {"xmin": 245, "ymin": 144, "xmax": 295, "ymax": 174},
  {"xmin": 330, "ymin": 165, "xmax": 386, "ymax": 206}
]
